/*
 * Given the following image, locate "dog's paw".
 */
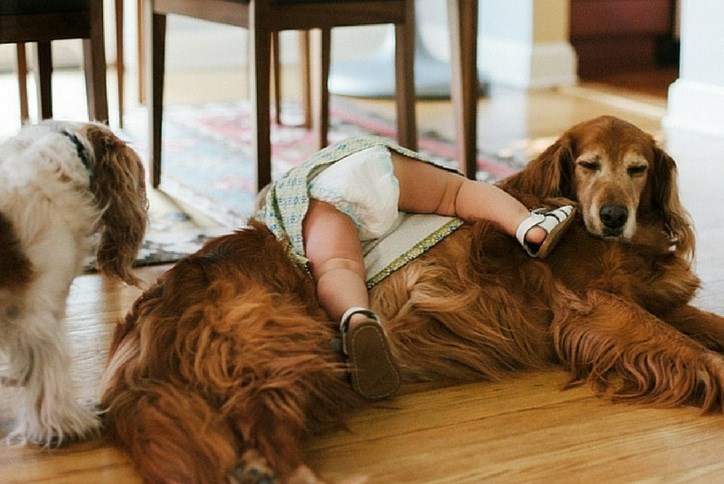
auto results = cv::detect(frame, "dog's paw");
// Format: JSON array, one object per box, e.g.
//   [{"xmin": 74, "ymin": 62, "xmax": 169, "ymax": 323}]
[{"xmin": 7, "ymin": 401, "xmax": 102, "ymax": 447}]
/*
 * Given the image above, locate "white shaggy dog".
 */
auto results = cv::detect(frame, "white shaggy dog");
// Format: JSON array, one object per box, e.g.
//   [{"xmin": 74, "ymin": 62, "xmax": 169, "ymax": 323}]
[{"xmin": 0, "ymin": 120, "xmax": 147, "ymax": 446}]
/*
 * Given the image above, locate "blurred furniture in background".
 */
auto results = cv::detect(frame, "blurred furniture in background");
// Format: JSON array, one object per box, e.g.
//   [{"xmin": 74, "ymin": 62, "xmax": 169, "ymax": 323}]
[
  {"xmin": 2, "ymin": 0, "xmax": 113, "ymax": 125},
  {"xmin": 570, "ymin": 0, "xmax": 678, "ymax": 78},
  {"xmin": 145, "ymin": 0, "xmax": 416, "ymax": 192},
  {"xmin": 265, "ymin": 2, "xmax": 480, "ymax": 178}
]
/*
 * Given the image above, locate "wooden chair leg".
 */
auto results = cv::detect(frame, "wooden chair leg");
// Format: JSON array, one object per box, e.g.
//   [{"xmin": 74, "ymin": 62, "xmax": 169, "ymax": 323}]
[
  {"xmin": 312, "ymin": 28, "xmax": 331, "ymax": 151},
  {"xmin": 15, "ymin": 43, "xmax": 30, "ymax": 123},
  {"xmin": 83, "ymin": 38, "xmax": 110, "ymax": 123},
  {"xmin": 148, "ymin": 7, "xmax": 166, "ymax": 188},
  {"xmin": 448, "ymin": 0, "xmax": 478, "ymax": 179},
  {"xmin": 35, "ymin": 42, "xmax": 53, "ymax": 120},
  {"xmin": 250, "ymin": 25, "xmax": 272, "ymax": 192},
  {"xmin": 299, "ymin": 30, "xmax": 312, "ymax": 129},
  {"xmin": 85, "ymin": 0, "xmax": 109, "ymax": 123},
  {"xmin": 394, "ymin": 0, "xmax": 417, "ymax": 151},
  {"xmin": 137, "ymin": 0, "xmax": 145, "ymax": 104},
  {"xmin": 271, "ymin": 31, "xmax": 312, "ymax": 128},
  {"xmin": 116, "ymin": 0, "xmax": 125, "ymax": 127},
  {"xmin": 271, "ymin": 31, "xmax": 281, "ymax": 125}
]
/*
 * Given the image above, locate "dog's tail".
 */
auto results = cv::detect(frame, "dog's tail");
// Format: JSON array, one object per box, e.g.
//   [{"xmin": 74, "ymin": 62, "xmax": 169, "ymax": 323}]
[{"xmin": 103, "ymin": 380, "xmax": 239, "ymax": 483}]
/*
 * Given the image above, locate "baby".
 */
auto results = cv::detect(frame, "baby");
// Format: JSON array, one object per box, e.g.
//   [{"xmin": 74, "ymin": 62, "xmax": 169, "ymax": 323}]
[{"xmin": 257, "ymin": 137, "xmax": 574, "ymax": 400}]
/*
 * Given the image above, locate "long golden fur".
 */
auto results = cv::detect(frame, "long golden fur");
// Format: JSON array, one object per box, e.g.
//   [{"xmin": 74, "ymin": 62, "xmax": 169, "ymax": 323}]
[{"xmin": 100, "ymin": 116, "xmax": 724, "ymax": 483}]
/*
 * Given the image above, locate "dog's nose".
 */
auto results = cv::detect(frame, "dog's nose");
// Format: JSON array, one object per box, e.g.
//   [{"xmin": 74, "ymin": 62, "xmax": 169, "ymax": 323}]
[{"xmin": 600, "ymin": 205, "xmax": 628, "ymax": 229}]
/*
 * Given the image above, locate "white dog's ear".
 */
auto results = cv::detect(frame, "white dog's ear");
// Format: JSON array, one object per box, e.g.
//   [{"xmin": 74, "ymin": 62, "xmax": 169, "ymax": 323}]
[
  {"xmin": 83, "ymin": 125, "xmax": 148, "ymax": 286},
  {"xmin": 0, "ymin": 212, "xmax": 34, "ymax": 289}
]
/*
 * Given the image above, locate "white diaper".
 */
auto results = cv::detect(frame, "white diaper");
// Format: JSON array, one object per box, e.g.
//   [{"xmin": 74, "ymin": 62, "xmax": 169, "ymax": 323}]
[
  {"xmin": 256, "ymin": 135, "xmax": 464, "ymax": 287},
  {"xmin": 309, "ymin": 146, "xmax": 401, "ymax": 241}
]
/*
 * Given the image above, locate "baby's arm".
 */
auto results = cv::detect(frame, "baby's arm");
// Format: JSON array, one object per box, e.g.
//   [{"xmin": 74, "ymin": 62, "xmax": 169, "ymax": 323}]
[{"xmin": 391, "ymin": 151, "xmax": 535, "ymax": 240}]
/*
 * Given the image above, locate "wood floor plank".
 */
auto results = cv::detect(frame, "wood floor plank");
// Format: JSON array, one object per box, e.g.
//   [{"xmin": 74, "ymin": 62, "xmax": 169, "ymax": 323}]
[{"xmin": 304, "ymin": 374, "xmax": 724, "ymax": 482}]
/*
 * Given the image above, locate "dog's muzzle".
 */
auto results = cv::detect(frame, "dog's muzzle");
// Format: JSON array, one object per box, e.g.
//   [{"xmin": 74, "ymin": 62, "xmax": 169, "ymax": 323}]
[{"xmin": 600, "ymin": 204, "xmax": 628, "ymax": 237}]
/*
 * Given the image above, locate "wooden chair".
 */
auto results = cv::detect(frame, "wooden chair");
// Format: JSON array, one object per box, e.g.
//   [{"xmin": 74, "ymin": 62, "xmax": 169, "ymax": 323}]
[
  {"xmin": 135, "ymin": 2, "xmax": 310, "ymax": 125},
  {"xmin": 1, "ymin": 0, "xmax": 110, "ymax": 125},
  {"xmin": 144, "ymin": 0, "xmax": 417, "ymax": 192}
]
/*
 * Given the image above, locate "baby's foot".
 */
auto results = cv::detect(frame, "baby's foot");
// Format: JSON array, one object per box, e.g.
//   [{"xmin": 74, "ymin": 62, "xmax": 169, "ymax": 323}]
[
  {"xmin": 340, "ymin": 308, "xmax": 400, "ymax": 400},
  {"xmin": 515, "ymin": 205, "xmax": 576, "ymax": 258}
]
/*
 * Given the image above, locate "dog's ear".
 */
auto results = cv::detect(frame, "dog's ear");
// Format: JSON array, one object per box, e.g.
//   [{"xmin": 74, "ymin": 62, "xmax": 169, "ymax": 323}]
[
  {"xmin": 85, "ymin": 124, "xmax": 148, "ymax": 286},
  {"xmin": 647, "ymin": 147, "xmax": 695, "ymax": 262},
  {"xmin": 0, "ymin": 213, "xmax": 34, "ymax": 289},
  {"xmin": 499, "ymin": 133, "xmax": 575, "ymax": 201}
]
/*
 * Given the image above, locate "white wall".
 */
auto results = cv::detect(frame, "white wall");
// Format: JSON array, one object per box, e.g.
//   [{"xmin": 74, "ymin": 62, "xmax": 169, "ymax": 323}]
[
  {"xmin": 678, "ymin": 0, "xmax": 724, "ymax": 85},
  {"xmin": 665, "ymin": 0, "xmax": 724, "ymax": 136}
]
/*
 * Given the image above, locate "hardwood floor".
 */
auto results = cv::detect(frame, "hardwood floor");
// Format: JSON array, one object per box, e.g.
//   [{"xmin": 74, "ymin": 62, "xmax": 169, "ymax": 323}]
[{"xmin": 1, "ymin": 66, "xmax": 723, "ymax": 482}]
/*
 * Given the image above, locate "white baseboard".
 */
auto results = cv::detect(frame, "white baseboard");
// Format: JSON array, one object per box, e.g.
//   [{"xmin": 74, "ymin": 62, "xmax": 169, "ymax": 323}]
[
  {"xmin": 478, "ymin": 37, "xmax": 578, "ymax": 89},
  {"xmin": 664, "ymin": 79, "xmax": 724, "ymax": 137}
]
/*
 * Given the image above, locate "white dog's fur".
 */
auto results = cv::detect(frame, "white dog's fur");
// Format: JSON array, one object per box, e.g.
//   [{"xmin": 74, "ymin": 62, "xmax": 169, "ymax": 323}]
[{"xmin": 0, "ymin": 120, "xmax": 147, "ymax": 446}]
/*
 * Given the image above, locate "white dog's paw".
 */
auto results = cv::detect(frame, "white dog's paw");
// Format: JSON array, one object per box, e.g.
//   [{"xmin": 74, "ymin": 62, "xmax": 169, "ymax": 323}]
[{"xmin": 7, "ymin": 401, "xmax": 102, "ymax": 447}]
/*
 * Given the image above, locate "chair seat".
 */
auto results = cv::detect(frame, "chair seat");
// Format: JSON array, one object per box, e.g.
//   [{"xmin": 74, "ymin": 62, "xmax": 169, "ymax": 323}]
[{"xmin": 0, "ymin": 0, "xmax": 89, "ymax": 15}]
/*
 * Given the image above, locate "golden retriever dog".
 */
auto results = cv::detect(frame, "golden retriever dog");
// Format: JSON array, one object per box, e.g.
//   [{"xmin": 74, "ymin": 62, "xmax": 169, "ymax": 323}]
[{"xmin": 100, "ymin": 116, "xmax": 724, "ymax": 483}]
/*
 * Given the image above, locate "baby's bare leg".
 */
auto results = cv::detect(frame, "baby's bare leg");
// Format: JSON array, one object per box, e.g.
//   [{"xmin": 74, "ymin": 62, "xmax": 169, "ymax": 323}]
[
  {"xmin": 303, "ymin": 200, "xmax": 369, "ymax": 325},
  {"xmin": 303, "ymin": 199, "xmax": 400, "ymax": 399}
]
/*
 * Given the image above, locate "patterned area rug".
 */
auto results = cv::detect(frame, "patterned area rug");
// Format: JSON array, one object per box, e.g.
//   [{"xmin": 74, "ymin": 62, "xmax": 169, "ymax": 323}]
[
  {"xmin": 123, "ymin": 99, "xmax": 526, "ymax": 228},
  {"xmin": 109, "ymin": 99, "xmax": 530, "ymax": 269}
]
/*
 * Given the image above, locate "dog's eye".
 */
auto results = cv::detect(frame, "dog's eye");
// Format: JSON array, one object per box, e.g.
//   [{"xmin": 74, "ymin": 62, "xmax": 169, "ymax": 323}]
[
  {"xmin": 628, "ymin": 165, "xmax": 647, "ymax": 176},
  {"xmin": 578, "ymin": 160, "xmax": 601, "ymax": 171}
]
